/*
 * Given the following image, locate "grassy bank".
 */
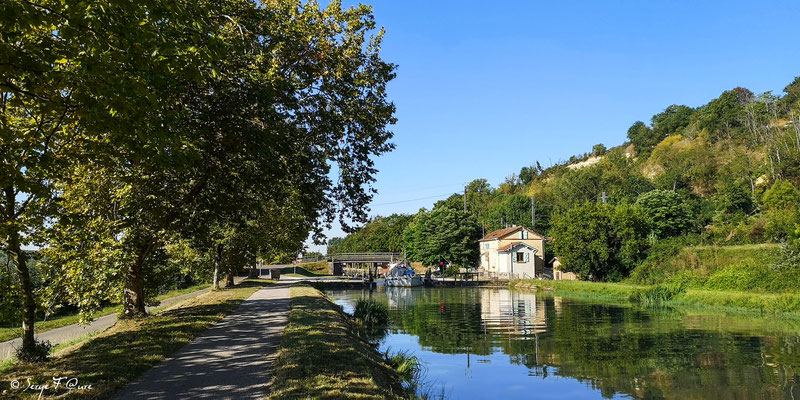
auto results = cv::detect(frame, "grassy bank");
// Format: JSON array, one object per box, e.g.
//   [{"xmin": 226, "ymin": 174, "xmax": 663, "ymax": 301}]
[
  {"xmin": 1, "ymin": 279, "xmax": 271, "ymax": 399},
  {"xmin": 513, "ymin": 279, "xmax": 800, "ymax": 316},
  {"xmin": 630, "ymin": 243, "xmax": 795, "ymax": 292},
  {"xmin": 297, "ymin": 260, "xmax": 330, "ymax": 274},
  {"xmin": 268, "ymin": 285, "xmax": 407, "ymax": 400},
  {"xmin": 514, "ymin": 242, "xmax": 800, "ymax": 315},
  {"xmin": 512, "ymin": 280, "xmax": 644, "ymax": 303},
  {"xmin": 0, "ymin": 283, "xmax": 210, "ymax": 343}
]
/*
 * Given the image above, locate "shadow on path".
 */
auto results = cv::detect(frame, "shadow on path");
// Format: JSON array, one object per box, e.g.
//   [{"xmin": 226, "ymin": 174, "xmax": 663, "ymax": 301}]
[{"xmin": 114, "ymin": 284, "xmax": 290, "ymax": 400}]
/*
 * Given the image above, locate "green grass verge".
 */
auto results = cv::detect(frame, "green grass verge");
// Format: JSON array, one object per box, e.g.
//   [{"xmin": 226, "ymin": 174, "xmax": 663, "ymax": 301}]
[
  {"xmin": 512, "ymin": 279, "xmax": 645, "ymax": 302},
  {"xmin": 279, "ymin": 264, "xmax": 329, "ymax": 277},
  {"xmin": 514, "ymin": 279, "xmax": 800, "ymax": 315},
  {"xmin": 268, "ymin": 285, "xmax": 406, "ymax": 400},
  {"xmin": 630, "ymin": 243, "xmax": 795, "ymax": 292},
  {"xmin": 0, "ymin": 279, "xmax": 271, "ymax": 399},
  {"xmin": 0, "ymin": 284, "xmax": 210, "ymax": 343}
]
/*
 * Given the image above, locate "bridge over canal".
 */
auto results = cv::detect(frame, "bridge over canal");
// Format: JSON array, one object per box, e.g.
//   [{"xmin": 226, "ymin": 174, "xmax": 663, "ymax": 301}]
[{"xmin": 329, "ymin": 252, "xmax": 402, "ymax": 275}]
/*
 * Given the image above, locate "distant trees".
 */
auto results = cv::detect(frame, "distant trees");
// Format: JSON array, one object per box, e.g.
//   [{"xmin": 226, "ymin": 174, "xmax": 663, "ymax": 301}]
[
  {"xmin": 326, "ymin": 214, "xmax": 413, "ymax": 254},
  {"xmin": 550, "ymin": 202, "xmax": 650, "ymax": 281}
]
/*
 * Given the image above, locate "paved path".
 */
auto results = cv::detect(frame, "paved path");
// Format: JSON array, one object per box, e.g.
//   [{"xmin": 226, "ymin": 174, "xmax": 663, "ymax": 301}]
[
  {"xmin": 0, "ymin": 278, "xmax": 246, "ymax": 360},
  {"xmin": 114, "ymin": 283, "xmax": 291, "ymax": 400}
]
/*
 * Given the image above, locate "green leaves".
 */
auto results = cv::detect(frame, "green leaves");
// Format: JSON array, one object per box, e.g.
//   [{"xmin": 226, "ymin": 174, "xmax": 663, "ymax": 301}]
[
  {"xmin": 551, "ymin": 202, "xmax": 650, "ymax": 282},
  {"xmin": 3, "ymin": 0, "xmax": 396, "ymax": 320}
]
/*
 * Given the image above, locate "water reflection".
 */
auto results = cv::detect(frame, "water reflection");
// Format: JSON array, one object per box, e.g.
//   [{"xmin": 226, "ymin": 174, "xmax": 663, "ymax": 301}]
[{"xmin": 330, "ymin": 287, "xmax": 800, "ymax": 399}]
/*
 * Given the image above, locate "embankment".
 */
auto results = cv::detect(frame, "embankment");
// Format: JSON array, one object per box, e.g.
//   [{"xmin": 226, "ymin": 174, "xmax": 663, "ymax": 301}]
[{"xmin": 268, "ymin": 285, "xmax": 407, "ymax": 400}]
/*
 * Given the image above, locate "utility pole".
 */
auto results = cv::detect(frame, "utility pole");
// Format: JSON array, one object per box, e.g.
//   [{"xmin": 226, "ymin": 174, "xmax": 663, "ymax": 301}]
[
  {"xmin": 531, "ymin": 195, "xmax": 536, "ymax": 228},
  {"xmin": 601, "ymin": 191, "xmax": 607, "ymax": 204}
]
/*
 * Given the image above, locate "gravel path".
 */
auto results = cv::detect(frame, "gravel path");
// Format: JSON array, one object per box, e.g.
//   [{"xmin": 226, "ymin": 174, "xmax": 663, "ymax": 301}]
[{"xmin": 113, "ymin": 283, "xmax": 291, "ymax": 399}]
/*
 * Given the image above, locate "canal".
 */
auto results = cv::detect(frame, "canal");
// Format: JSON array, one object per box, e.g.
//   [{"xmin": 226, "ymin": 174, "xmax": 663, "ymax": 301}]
[{"xmin": 329, "ymin": 286, "xmax": 800, "ymax": 399}]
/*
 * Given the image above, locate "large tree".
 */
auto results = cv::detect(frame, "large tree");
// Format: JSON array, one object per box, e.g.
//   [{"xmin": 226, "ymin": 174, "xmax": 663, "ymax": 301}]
[
  {"xmin": 404, "ymin": 196, "xmax": 482, "ymax": 267},
  {"xmin": 9, "ymin": 0, "xmax": 398, "ymax": 331},
  {"xmin": 550, "ymin": 202, "xmax": 650, "ymax": 281}
]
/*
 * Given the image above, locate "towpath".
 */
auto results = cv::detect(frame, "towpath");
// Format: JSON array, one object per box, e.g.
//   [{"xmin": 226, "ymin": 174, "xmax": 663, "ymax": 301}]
[{"xmin": 113, "ymin": 283, "xmax": 291, "ymax": 399}]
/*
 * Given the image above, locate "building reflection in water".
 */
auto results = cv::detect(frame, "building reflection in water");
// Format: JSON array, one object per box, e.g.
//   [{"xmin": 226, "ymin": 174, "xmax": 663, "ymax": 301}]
[{"xmin": 479, "ymin": 288, "xmax": 547, "ymax": 338}]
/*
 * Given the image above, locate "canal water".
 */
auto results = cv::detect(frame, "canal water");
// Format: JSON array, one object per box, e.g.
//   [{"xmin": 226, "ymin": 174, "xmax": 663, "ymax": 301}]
[{"xmin": 328, "ymin": 286, "xmax": 800, "ymax": 399}]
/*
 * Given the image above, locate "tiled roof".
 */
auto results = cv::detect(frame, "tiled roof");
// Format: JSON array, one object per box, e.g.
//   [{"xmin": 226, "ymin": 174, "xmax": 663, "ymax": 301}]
[
  {"xmin": 479, "ymin": 226, "xmax": 545, "ymax": 241},
  {"xmin": 497, "ymin": 241, "xmax": 536, "ymax": 252}
]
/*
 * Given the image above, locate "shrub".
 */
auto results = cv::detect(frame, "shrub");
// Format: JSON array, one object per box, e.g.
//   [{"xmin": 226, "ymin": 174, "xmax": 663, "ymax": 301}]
[
  {"xmin": 15, "ymin": 339, "xmax": 53, "ymax": 363},
  {"xmin": 703, "ymin": 264, "xmax": 762, "ymax": 291},
  {"xmin": 353, "ymin": 298, "xmax": 389, "ymax": 327}
]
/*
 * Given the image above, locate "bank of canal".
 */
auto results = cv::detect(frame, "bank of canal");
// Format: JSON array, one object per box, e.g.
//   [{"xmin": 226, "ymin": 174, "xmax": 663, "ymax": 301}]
[{"xmin": 329, "ymin": 286, "xmax": 800, "ymax": 399}]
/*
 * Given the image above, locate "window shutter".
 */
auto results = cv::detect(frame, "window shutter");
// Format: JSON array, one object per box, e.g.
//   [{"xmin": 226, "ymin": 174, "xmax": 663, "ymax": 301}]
[{"xmin": 524, "ymin": 252, "xmax": 530, "ymax": 263}]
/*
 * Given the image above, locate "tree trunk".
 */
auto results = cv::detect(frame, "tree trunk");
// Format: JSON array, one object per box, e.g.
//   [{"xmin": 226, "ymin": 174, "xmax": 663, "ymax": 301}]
[
  {"xmin": 213, "ymin": 244, "xmax": 223, "ymax": 290},
  {"xmin": 4, "ymin": 187, "xmax": 37, "ymax": 353},
  {"xmin": 122, "ymin": 241, "xmax": 150, "ymax": 318},
  {"xmin": 226, "ymin": 264, "xmax": 235, "ymax": 287}
]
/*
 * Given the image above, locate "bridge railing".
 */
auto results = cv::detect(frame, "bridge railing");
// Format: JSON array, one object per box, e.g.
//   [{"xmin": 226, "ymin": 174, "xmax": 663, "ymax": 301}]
[{"xmin": 328, "ymin": 252, "xmax": 402, "ymax": 262}]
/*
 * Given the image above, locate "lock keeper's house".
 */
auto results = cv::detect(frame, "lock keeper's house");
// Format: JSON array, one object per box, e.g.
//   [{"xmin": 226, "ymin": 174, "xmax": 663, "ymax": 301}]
[{"xmin": 479, "ymin": 226, "xmax": 545, "ymax": 279}]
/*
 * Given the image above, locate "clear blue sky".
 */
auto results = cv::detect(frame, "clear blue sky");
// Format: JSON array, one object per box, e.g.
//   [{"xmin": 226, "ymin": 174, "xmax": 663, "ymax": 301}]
[{"xmin": 309, "ymin": 0, "xmax": 800, "ymax": 252}]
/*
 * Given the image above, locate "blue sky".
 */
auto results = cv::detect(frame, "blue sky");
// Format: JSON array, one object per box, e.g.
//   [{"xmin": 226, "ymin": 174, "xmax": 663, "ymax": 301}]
[{"xmin": 309, "ymin": 0, "xmax": 800, "ymax": 252}]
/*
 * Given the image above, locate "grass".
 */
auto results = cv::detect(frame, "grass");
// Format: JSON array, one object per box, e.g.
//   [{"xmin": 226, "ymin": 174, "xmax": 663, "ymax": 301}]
[
  {"xmin": 279, "ymin": 266, "xmax": 327, "ymax": 277},
  {"xmin": 512, "ymin": 279, "xmax": 645, "ymax": 303},
  {"xmin": 0, "ymin": 279, "xmax": 271, "ymax": 399},
  {"xmin": 0, "ymin": 283, "xmax": 209, "ymax": 343},
  {"xmin": 629, "ymin": 242, "xmax": 792, "ymax": 291},
  {"xmin": 514, "ymin": 278, "xmax": 800, "ymax": 316},
  {"xmin": 297, "ymin": 260, "xmax": 331, "ymax": 274},
  {"xmin": 268, "ymin": 285, "xmax": 407, "ymax": 400},
  {"xmin": 516, "ymin": 242, "xmax": 800, "ymax": 315}
]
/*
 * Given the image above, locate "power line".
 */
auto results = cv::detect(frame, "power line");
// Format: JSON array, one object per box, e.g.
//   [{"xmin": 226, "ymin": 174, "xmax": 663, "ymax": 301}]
[{"xmin": 370, "ymin": 192, "xmax": 454, "ymax": 207}]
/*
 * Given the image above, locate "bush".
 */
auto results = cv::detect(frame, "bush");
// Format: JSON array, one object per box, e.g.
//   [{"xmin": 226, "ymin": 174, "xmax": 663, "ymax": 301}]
[
  {"xmin": 15, "ymin": 339, "xmax": 53, "ymax": 363},
  {"xmin": 353, "ymin": 298, "xmax": 389, "ymax": 327},
  {"xmin": 703, "ymin": 264, "xmax": 762, "ymax": 291}
]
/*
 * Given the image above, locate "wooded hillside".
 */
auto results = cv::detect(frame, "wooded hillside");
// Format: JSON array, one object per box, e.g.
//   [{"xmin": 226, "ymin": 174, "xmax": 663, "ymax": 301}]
[{"xmin": 331, "ymin": 76, "xmax": 800, "ymax": 281}]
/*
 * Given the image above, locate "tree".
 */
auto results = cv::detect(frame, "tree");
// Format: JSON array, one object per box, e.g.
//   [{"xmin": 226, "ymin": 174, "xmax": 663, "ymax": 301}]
[
  {"xmin": 635, "ymin": 190, "xmax": 695, "ymax": 239},
  {"xmin": 37, "ymin": 0, "xmax": 398, "ymax": 321},
  {"xmin": 779, "ymin": 76, "xmax": 800, "ymax": 111},
  {"xmin": 330, "ymin": 214, "xmax": 413, "ymax": 253},
  {"xmin": 519, "ymin": 166, "xmax": 539, "ymax": 185},
  {"xmin": 591, "ymin": 144, "xmax": 607, "ymax": 157},
  {"xmin": 550, "ymin": 202, "xmax": 649, "ymax": 281},
  {"xmin": 695, "ymin": 87, "xmax": 753, "ymax": 140},
  {"xmin": 403, "ymin": 198, "xmax": 482, "ymax": 267},
  {"xmin": 761, "ymin": 181, "xmax": 800, "ymax": 240},
  {"xmin": 486, "ymin": 194, "xmax": 532, "ymax": 231},
  {"xmin": 627, "ymin": 121, "xmax": 659, "ymax": 154},
  {"xmin": 651, "ymin": 105, "xmax": 695, "ymax": 139}
]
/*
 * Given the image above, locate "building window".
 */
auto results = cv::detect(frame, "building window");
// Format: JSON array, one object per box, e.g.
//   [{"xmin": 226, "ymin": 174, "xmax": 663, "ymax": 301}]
[
  {"xmin": 516, "ymin": 252, "xmax": 525, "ymax": 262},
  {"xmin": 485, "ymin": 244, "xmax": 489, "ymax": 249}
]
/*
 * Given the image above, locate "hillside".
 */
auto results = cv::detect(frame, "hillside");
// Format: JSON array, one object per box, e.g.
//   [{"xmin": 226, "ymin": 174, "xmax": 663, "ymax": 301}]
[{"xmin": 329, "ymin": 76, "xmax": 800, "ymax": 284}]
